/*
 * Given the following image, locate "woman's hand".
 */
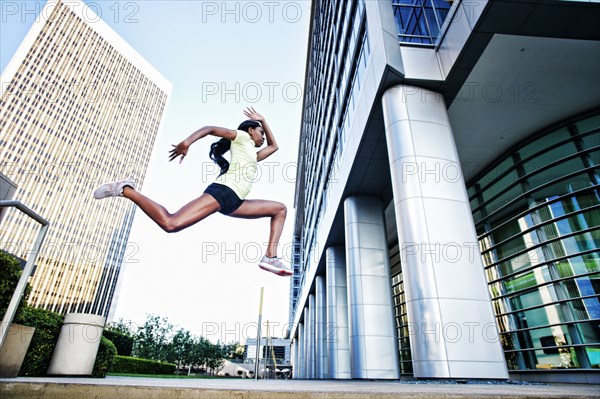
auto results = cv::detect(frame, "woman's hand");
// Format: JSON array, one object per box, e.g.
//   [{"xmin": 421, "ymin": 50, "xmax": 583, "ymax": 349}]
[
  {"xmin": 168, "ymin": 141, "xmax": 189, "ymax": 163},
  {"xmin": 243, "ymin": 106, "xmax": 265, "ymax": 123},
  {"xmin": 249, "ymin": 107, "xmax": 280, "ymax": 162}
]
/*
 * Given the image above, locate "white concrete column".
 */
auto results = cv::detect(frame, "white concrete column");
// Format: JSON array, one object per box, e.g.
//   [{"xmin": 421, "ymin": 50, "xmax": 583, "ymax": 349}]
[
  {"xmin": 291, "ymin": 337, "xmax": 298, "ymax": 379},
  {"xmin": 296, "ymin": 321, "xmax": 304, "ymax": 379},
  {"xmin": 303, "ymin": 306, "xmax": 310, "ymax": 378},
  {"xmin": 326, "ymin": 247, "xmax": 351, "ymax": 379},
  {"xmin": 344, "ymin": 196, "xmax": 400, "ymax": 380},
  {"xmin": 306, "ymin": 294, "xmax": 316, "ymax": 379},
  {"xmin": 315, "ymin": 275, "xmax": 328, "ymax": 378},
  {"xmin": 382, "ymin": 84, "xmax": 508, "ymax": 379}
]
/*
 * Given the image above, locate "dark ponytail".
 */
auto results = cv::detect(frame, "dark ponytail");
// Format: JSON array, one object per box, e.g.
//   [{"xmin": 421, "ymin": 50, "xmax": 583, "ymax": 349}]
[
  {"xmin": 209, "ymin": 138, "xmax": 231, "ymax": 176},
  {"xmin": 209, "ymin": 120, "xmax": 262, "ymax": 176}
]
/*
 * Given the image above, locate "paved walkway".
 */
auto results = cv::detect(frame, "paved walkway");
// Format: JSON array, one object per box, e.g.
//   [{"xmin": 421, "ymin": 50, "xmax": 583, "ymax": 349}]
[{"xmin": 1, "ymin": 377, "xmax": 599, "ymax": 399}]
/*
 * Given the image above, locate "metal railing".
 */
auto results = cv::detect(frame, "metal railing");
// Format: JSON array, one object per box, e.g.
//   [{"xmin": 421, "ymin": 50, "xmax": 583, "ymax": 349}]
[{"xmin": 0, "ymin": 200, "xmax": 49, "ymax": 350}]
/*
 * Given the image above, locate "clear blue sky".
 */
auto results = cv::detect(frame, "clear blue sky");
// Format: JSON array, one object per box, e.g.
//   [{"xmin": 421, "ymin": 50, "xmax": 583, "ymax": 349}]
[{"xmin": 1, "ymin": 0, "xmax": 310, "ymax": 342}]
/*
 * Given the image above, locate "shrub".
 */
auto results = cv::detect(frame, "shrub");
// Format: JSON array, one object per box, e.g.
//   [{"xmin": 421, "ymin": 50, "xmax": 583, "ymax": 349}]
[
  {"xmin": 111, "ymin": 355, "xmax": 176, "ymax": 375},
  {"xmin": 103, "ymin": 329, "xmax": 133, "ymax": 356},
  {"xmin": 0, "ymin": 251, "xmax": 30, "ymax": 320},
  {"xmin": 14, "ymin": 307, "xmax": 64, "ymax": 376},
  {"xmin": 92, "ymin": 336, "xmax": 117, "ymax": 378}
]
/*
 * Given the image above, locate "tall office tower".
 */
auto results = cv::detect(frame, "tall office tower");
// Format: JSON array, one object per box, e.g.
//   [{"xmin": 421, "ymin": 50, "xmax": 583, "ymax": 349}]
[
  {"xmin": 290, "ymin": 0, "xmax": 599, "ymax": 383},
  {"xmin": 0, "ymin": 0, "xmax": 171, "ymax": 319}
]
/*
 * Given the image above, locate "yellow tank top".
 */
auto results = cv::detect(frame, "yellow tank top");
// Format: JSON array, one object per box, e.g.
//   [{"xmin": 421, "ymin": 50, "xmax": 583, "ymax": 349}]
[{"xmin": 215, "ymin": 130, "xmax": 257, "ymax": 199}]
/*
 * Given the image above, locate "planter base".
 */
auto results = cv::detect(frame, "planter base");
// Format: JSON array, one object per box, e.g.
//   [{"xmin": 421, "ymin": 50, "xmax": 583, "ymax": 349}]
[
  {"xmin": 0, "ymin": 324, "xmax": 35, "ymax": 378},
  {"xmin": 47, "ymin": 313, "xmax": 105, "ymax": 376}
]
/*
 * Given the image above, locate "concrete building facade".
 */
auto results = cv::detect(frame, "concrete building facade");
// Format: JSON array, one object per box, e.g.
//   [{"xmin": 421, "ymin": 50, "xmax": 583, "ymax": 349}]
[
  {"xmin": 289, "ymin": 0, "xmax": 599, "ymax": 383},
  {"xmin": 0, "ymin": 0, "xmax": 171, "ymax": 319}
]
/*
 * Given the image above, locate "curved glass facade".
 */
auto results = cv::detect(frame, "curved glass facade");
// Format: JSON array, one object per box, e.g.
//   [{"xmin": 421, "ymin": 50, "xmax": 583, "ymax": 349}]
[{"xmin": 468, "ymin": 113, "xmax": 600, "ymax": 370}]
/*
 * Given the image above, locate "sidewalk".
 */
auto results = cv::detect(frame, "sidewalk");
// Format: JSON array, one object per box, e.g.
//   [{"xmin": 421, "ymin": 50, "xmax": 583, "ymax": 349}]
[{"xmin": 1, "ymin": 377, "xmax": 599, "ymax": 399}]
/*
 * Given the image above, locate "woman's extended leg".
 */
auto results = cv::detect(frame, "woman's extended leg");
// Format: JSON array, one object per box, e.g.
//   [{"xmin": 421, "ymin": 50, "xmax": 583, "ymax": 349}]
[
  {"xmin": 228, "ymin": 199, "xmax": 287, "ymax": 258},
  {"xmin": 123, "ymin": 187, "xmax": 221, "ymax": 233}
]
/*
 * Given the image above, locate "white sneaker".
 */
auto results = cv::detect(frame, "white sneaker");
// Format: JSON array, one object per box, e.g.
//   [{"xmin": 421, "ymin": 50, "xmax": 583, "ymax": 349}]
[
  {"xmin": 258, "ymin": 256, "xmax": 293, "ymax": 277},
  {"xmin": 93, "ymin": 178, "xmax": 135, "ymax": 199}
]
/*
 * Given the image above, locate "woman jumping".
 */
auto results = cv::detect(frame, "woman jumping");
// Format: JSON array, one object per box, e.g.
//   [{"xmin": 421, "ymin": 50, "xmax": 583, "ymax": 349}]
[{"xmin": 93, "ymin": 107, "xmax": 292, "ymax": 276}]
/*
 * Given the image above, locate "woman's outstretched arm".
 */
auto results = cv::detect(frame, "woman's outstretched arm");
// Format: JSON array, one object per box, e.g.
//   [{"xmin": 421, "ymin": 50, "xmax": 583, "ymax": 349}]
[{"xmin": 168, "ymin": 126, "xmax": 237, "ymax": 163}]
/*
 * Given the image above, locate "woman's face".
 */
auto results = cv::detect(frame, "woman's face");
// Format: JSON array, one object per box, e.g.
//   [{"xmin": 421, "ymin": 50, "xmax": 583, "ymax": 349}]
[{"xmin": 248, "ymin": 126, "xmax": 265, "ymax": 147}]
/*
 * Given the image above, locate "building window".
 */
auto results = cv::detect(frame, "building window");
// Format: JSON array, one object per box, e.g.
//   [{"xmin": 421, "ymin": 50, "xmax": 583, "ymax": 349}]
[
  {"xmin": 392, "ymin": 0, "xmax": 453, "ymax": 46},
  {"xmin": 469, "ymin": 113, "xmax": 600, "ymax": 371},
  {"xmin": 263, "ymin": 345, "xmax": 286, "ymax": 360}
]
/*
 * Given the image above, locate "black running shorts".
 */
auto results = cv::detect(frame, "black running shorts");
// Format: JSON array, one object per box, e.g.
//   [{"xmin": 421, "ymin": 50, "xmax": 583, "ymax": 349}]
[{"xmin": 204, "ymin": 183, "xmax": 245, "ymax": 215}]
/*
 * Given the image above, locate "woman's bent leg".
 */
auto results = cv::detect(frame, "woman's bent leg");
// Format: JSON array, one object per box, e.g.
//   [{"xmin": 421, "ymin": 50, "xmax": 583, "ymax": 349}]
[
  {"xmin": 228, "ymin": 199, "xmax": 291, "ymax": 276},
  {"xmin": 228, "ymin": 199, "xmax": 287, "ymax": 257},
  {"xmin": 123, "ymin": 187, "xmax": 221, "ymax": 233}
]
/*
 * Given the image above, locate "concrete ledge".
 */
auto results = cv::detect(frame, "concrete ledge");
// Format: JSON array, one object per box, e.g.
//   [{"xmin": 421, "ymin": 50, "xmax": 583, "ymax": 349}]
[
  {"xmin": 509, "ymin": 370, "xmax": 600, "ymax": 385},
  {"xmin": 1, "ymin": 377, "xmax": 600, "ymax": 399}
]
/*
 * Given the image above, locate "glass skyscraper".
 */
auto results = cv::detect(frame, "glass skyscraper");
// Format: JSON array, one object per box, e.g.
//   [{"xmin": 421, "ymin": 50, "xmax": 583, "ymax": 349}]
[
  {"xmin": 0, "ymin": 0, "xmax": 171, "ymax": 319},
  {"xmin": 290, "ymin": 0, "xmax": 599, "ymax": 383}
]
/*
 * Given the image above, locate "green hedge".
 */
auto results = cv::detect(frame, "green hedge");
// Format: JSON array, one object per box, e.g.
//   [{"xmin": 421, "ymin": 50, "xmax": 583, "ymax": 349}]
[
  {"xmin": 2, "ymin": 251, "xmax": 119, "ymax": 378},
  {"xmin": 103, "ymin": 329, "xmax": 133, "ymax": 356},
  {"xmin": 0, "ymin": 250, "xmax": 30, "ymax": 319},
  {"xmin": 92, "ymin": 336, "xmax": 117, "ymax": 378},
  {"xmin": 14, "ymin": 307, "xmax": 64, "ymax": 376},
  {"xmin": 111, "ymin": 355, "xmax": 176, "ymax": 375}
]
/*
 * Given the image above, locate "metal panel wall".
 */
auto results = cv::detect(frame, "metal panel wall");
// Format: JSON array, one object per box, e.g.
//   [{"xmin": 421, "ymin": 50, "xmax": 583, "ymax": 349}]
[{"xmin": 382, "ymin": 84, "xmax": 509, "ymax": 379}]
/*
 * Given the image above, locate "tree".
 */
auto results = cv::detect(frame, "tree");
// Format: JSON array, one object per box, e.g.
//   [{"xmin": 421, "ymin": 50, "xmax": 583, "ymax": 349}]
[
  {"xmin": 117, "ymin": 314, "xmax": 227, "ymax": 375},
  {"xmin": 189, "ymin": 336, "xmax": 211, "ymax": 372},
  {"xmin": 167, "ymin": 328, "xmax": 194, "ymax": 372},
  {"xmin": 106, "ymin": 318, "xmax": 136, "ymax": 336},
  {"xmin": 205, "ymin": 341, "xmax": 225, "ymax": 374},
  {"xmin": 133, "ymin": 314, "xmax": 174, "ymax": 362},
  {"xmin": 222, "ymin": 342, "xmax": 244, "ymax": 360}
]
